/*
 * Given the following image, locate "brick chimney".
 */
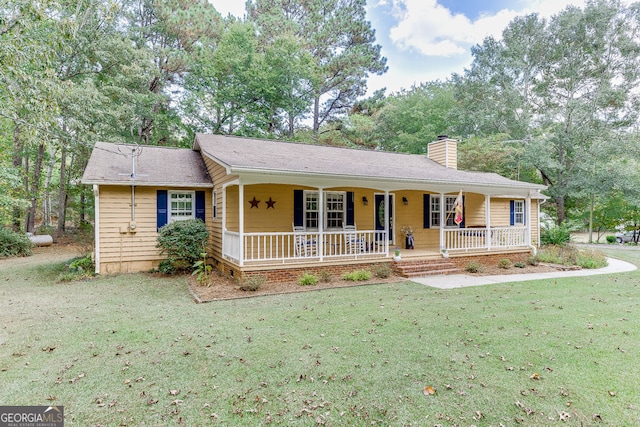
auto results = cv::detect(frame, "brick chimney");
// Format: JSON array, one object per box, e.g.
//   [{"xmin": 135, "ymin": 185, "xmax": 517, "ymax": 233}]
[{"xmin": 427, "ymin": 135, "xmax": 457, "ymax": 169}]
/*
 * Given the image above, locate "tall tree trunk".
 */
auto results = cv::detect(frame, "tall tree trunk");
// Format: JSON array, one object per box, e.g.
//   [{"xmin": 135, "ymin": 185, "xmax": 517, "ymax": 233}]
[
  {"xmin": 11, "ymin": 121, "xmax": 23, "ymax": 231},
  {"xmin": 288, "ymin": 112, "xmax": 295, "ymax": 137},
  {"xmin": 556, "ymin": 196, "xmax": 566, "ymax": 226},
  {"xmin": 57, "ymin": 144, "xmax": 67, "ymax": 232},
  {"xmin": 44, "ymin": 143, "xmax": 57, "ymax": 228},
  {"xmin": 80, "ymin": 190, "xmax": 86, "ymax": 224},
  {"xmin": 313, "ymin": 95, "xmax": 320, "ymax": 134},
  {"xmin": 26, "ymin": 144, "xmax": 45, "ymax": 233}
]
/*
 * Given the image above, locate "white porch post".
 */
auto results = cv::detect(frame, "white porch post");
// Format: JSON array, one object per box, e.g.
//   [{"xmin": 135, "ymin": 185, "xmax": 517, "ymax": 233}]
[
  {"xmin": 318, "ymin": 187, "xmax": 324, "ymax": 261},
  {"xmin": 93, "ymin": 184, "xmax": 100, "ymax": 274},
  {"xmin": 384, "ymin": 191, "xmax": 390, "ymax": 254},
  {"xmin": 439, "ymin": 192, "xmax": 445, "ymax": 251},
  {"xmin": 485, "ymin": 194, "xmax": 491, "ymax": 251},
  {"xmin": 238, "ymin": 183, "xmax": 244, "ymax": 266},
  {"xmin": 526, "ymin": 194, "xmax": 532, "ymax": 247}
]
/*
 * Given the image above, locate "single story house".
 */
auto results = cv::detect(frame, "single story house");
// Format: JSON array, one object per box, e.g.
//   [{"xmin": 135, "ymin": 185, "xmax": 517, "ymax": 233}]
[{"xmin": 81, "ymin": 134, "xmax": 547, "ymax": 280}]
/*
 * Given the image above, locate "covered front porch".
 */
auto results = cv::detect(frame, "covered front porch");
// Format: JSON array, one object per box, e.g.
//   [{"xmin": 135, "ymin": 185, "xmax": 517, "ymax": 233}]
[{"xmin": 219, "ymin": 181, "xmax": 539, "ymax": 268}]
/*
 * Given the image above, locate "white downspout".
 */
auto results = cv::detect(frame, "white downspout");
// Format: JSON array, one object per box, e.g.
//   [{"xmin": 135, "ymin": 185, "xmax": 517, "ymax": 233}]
[
  {"xmin": 384, "ymin": 191, "xmax": 390, "ymax": 254},
  {"xmin": 318, "ymin": 188, "xmax": 324, "ymax": 261},
  {"xmin": 526, "ymin": 194, "xmax": 536, "ymax": 255},
  {"xmin": 439, "ymin": 193, "xmax": 445, "ymax": 252},
  {"xmin": 239, "ymin": 183, "xmax": 244, "ymax": 267},
  {"xmin": 93, "ymin": 184, "xmax": 100, "ymax": 274},
  {"xmin": 485, "ymin": 194, "xmax": 491, "ymax": 251}
]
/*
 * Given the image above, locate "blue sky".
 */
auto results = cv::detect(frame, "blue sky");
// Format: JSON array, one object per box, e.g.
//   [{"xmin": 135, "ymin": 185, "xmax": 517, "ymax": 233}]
[{"xmin": 209, "ymin": 0, "xmax": 592, "ymax": 95}]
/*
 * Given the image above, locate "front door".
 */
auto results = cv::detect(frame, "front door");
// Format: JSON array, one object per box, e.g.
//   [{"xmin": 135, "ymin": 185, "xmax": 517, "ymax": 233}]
[{"xmin": 375, "ymin": 194, "xmax": 393, "ymax": 243}]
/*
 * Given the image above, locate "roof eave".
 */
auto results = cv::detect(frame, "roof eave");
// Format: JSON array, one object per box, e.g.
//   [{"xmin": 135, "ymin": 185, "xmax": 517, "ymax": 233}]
[
  {"xmin": 81, "ymin": 180, "xmax": 213, "ymax": 188},
  {"xmin": 230, "ymin": 167, "xmax": 546, "ymax": 194}
]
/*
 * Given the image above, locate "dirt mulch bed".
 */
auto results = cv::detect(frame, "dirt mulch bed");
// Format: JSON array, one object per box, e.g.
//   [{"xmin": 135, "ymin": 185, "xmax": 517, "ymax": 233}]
[
  {"xmin": 188, "ymin": 262, "xmax": 569, "ymax": 303},
  {"xmin": 187, "ymin": 272, "xmax": 405, "ymax": 303}
]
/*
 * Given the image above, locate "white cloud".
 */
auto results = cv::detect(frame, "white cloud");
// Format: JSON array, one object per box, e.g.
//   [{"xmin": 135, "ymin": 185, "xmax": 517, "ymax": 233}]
[
  {"xmin": 209, "ymin": 0, "xmax": 246, "ymax": 18},
  {"xmin": 387, "ymin": 0, "xmax": 591, "ymax": 58}
]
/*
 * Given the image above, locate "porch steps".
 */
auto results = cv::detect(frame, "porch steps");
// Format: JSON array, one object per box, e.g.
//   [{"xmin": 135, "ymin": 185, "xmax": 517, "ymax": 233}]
[{"xmin": 393, "ymin": 258, "xmax": 462, "ymax": 278}]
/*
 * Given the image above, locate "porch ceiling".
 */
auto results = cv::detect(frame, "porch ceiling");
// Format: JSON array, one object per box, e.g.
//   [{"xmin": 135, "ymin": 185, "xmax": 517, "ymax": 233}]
[{"xmin": 235, "ymin": 170, "xmax": 539, "ymax": 197}]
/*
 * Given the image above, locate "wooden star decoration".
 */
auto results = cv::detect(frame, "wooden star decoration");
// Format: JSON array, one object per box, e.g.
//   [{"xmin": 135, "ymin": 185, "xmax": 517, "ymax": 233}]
[
  {"xmin": 265, "ymin": 197, "xmax": 276, "ymax": 209},
  {"xmin": 249, "ymin": 196, "xmax": 260, "ymax": 208}
]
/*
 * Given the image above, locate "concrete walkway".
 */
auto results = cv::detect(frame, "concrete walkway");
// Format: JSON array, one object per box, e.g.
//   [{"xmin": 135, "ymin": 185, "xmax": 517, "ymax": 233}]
[{"xmin": 410, "ymin": 257, "xmax": 637, "ymax": 289}]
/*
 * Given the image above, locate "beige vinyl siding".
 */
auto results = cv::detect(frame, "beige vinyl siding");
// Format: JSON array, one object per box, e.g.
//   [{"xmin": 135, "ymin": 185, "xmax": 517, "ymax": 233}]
[
  {"xmin": 203, "ymin": 158, "xmax": 237, "ymax": 259},
  {"xmin": 98, "ymin": 185, "xmax": 212, "ymax": 274},
  {"xmin": 490, "ymin": 199, "xmax": 512, "ymax": 227},
  {"xmin": 531, "ymin": 199, "xmax": 540, "ymax": 245},
  {"xmin": 427, "ymin": 139, "xmax": 458, "ymax": 169},
  {"xmin": 463, "ymin": 193, "xmax": 485, "ymax": 227},
  {"xmin": 98, "ymin": 186, "xmax": 159, "ymax": 273}
]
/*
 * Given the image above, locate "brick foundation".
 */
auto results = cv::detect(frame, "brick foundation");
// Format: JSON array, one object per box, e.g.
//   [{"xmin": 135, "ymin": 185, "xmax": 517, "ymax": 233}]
[
  {"xmin": 214, "ymin": 257, "xmax": 394, "ymax": 284},
  {"xmin": 449, "ymin": 251, "xmax": 532, "ymax": 269}
]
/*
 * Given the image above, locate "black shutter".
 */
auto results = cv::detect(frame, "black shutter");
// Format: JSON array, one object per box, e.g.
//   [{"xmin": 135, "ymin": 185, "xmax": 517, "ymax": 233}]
[
  {"xmin": 423, "ymin": 194, "xmax": 430, "ymax": 228},
  {"xmin": 346, "ymin": 192, "xmax": 355, "ymax": 226},
  {"xmin": 195, "ymin": 191, "xmax": 205, "ymax": 221},
  {"xmin": 157, "ymin": 190, "xmax": 168, "ymax": 230},
  {"xmin": 294, "ymin": 189, "xmax": 304, "ymax": 227}
]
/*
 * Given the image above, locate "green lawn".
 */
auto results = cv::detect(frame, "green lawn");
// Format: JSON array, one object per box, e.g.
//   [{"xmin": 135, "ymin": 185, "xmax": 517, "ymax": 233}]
[{"xmin": 1, "ymin": 249, "xmax": 639, "ymax": 426}]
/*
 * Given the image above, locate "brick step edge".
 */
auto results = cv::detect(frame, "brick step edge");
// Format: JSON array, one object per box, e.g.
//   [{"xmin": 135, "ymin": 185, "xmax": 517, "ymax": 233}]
[
  {"xmin": 395, "ymin": 263, "xmax": 458, "ymax": 272},
  {"xmin": 400, "ymin": 268, "xmax": 462, "ymax": 278}
]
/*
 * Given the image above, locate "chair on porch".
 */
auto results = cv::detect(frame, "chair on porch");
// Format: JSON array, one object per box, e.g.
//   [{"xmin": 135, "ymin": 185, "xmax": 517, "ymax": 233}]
[
  {"xmin": 293, "ymin": 224, "xmax": 317, "ymax": 257},
  {"xmin": 343, "ymin": 224, "xmax": 366, "ymax": 254}
]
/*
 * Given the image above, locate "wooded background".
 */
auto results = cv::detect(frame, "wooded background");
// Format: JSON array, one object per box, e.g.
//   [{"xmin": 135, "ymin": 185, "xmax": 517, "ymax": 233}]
[{"xmin": 2, "ymin": 0, "xmax": 639, "ymax": 238}]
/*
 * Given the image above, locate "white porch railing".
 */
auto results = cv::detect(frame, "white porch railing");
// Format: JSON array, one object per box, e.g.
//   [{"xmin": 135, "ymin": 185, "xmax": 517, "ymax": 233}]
[
  {"xmin": 444, "ymin": 227, "xmax": 527, "ymax": 251},
  {"xmin": 223, "ymin": 229, "xmax": 388, "ymax": 263}
]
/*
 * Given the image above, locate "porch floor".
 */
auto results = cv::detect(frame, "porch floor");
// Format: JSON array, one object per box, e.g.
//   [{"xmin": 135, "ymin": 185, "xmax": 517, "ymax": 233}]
[{"xmin": 228, "ymin": 246, "xmax": 533, "ymax": 270}]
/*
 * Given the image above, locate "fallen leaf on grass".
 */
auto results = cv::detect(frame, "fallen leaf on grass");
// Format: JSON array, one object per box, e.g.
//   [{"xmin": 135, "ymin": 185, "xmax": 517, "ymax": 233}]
[
  {"xmin": 593, "ymin": 414, "xmax": 602, "ymax": 422},
  {"xmin": 529, "ymin": 373, "xmax": 541, "ymax": 380},
  {"xmin": 423, "ymin": 385, "xmax": 436, "ymax": 395},
  {"xmin": 558, "ymin": 411, "xmax": 571, "ymax": 421},
  {"xmin": 169, "ymin": 389, "xmax": 181, "ymax": 396}
]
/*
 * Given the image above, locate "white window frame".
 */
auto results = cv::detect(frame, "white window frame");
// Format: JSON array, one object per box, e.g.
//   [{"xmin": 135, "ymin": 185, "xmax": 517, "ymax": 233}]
[
  {"xmin": 304, "ymin": 191, "xmax": 346, "ymax": 230},
  {"xmin": 514, "ymin": 200, "xmax": 525, "ymax": 225},
  {"xmin": 430, "ymin": 195, "xmax": 459, "ymax": 228},
  {"xmin": 169, "ymin": 190, "xmax": 195, "ymax": 222}
]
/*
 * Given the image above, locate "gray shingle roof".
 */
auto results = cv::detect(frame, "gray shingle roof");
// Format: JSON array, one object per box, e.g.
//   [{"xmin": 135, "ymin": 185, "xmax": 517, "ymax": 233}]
[
  {"xmin": 81, "ymin": 142, "xmax": 212, "ymax": 187},
  {"xmin": 194, "ymin": 134, "xmax": 545, "ymax": 195}
]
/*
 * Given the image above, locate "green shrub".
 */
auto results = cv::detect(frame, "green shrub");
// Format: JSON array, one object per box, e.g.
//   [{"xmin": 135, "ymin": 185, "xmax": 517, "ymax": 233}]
[
  {"xmin": 372, "ymin": 263, "xmax": 392, "ymax": 278},
  {"xmin": 58, "ymin": 255, "xmax": 95, "ymax": 282},
  {"xmin": 514, "ymin": 262, "xmax": 526, "ymax": 268},
  {"xmin": 156, "ymin": 219, "xmax": 208, "ymax": 266},
  {"xmin": 192, "ymin": 249, "xmax": 212, "ymax": 285},
  {"xmin": 576, "ymin": 249, "xmax": 608, "ymax": 269},
  {"xmin": 158, "ymin": 260, "xmax": 176, "ymax": 275},
  {"xmin": 540, "ymin": 223, "xmax": 572, "ymax": 246},
  {"xmin": 537, "ymin": 244, "xmax": 579, "ymax": 265},
  {"xmin": 0, "ymin": 228, "xmax": 33, "ymax": 258},
  {"xmin": 69, "ymin": 255, "xmax": 94, "ymax": 272},
  {"xmin": 606, "ymin": 235, "xmax": 616, "ymax": 244},
  {"xmin": 465, "ymin": 261, "xmax": 484, "ymax": 273},
  {"xmin": 318, "ymin": 269, "xmax": 332, "ymax": 283},
  {"xmin": 298, "ymin": 273, "xmax": 318, "ymax": 286},
  {"xmin": 527, "ymin": 255, "xmax": 539, "ymax": 266},
  {"xmin": 342, "ymin": 270, "xmax": 371, "ymax": 281},
  {"xmin": 497, "ymin": 258, "xmax": 512, "ymax": 269},
  {"xmin": 240, "ymin": 275, "xmax": 266, "ymax": 291}
]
